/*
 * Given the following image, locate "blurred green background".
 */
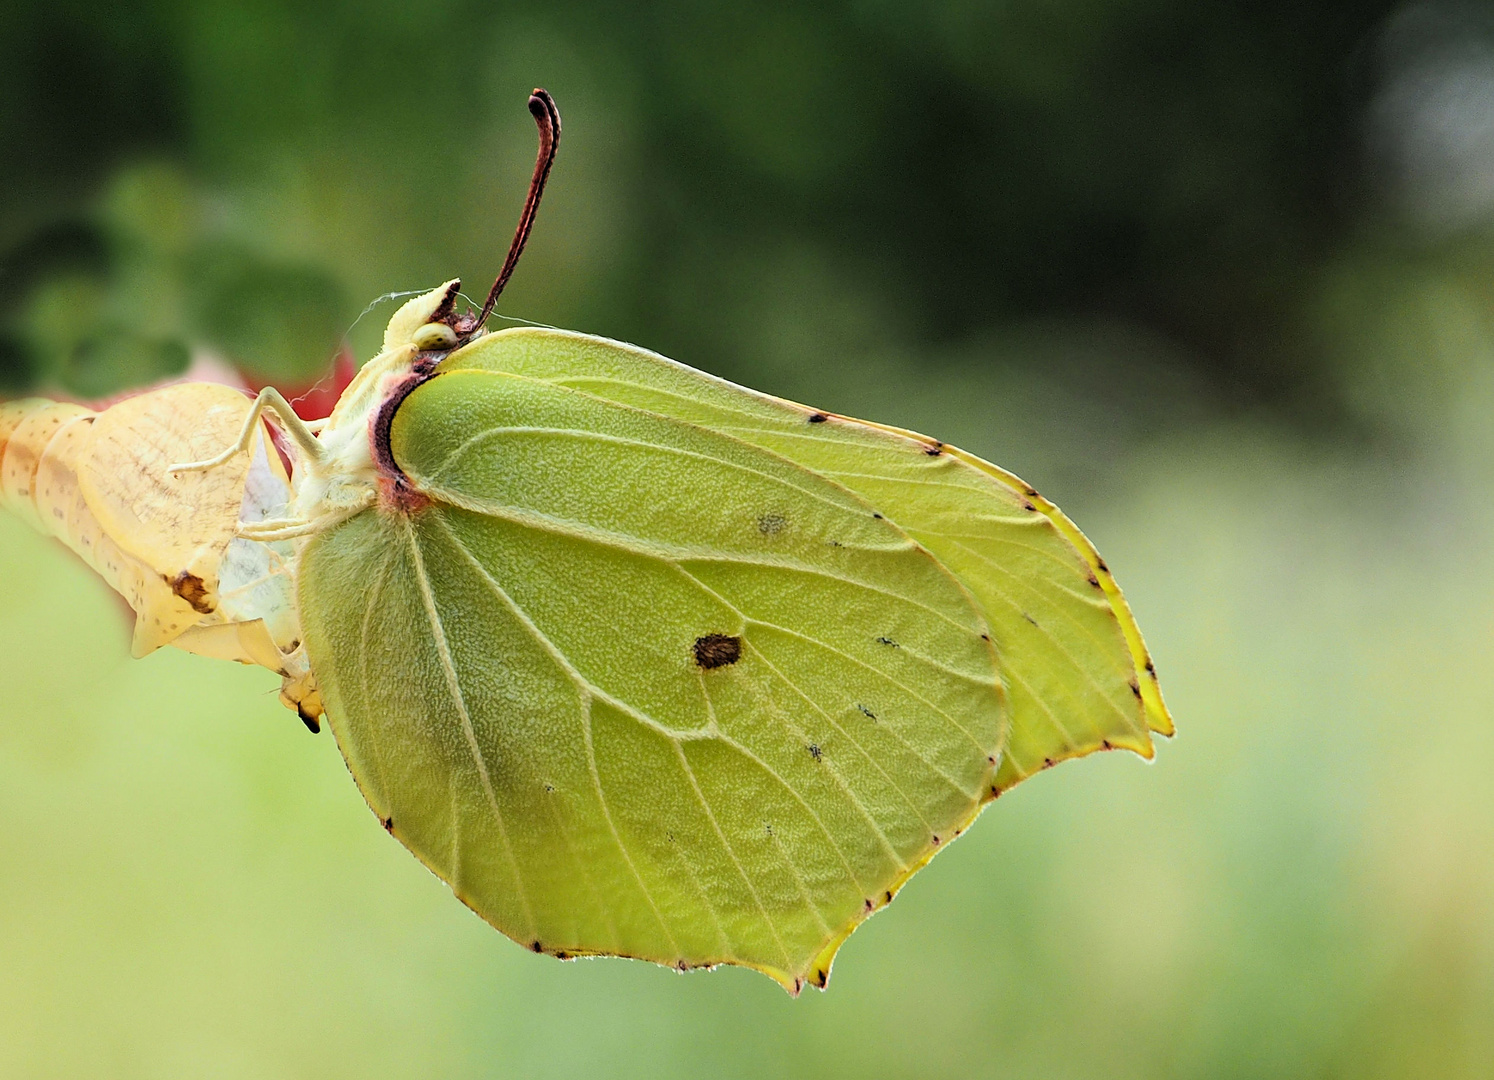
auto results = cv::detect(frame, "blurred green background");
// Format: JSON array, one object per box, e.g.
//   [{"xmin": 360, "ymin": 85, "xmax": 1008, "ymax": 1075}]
[{"xmin": 4, "ymin": 1, "xmax": 1494, "ymax": 1076}]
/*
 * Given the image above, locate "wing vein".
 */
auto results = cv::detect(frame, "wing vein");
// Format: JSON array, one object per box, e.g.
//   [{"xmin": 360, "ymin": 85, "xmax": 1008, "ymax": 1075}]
[
  {"xmin": 402, "ymin": 516, "xmax": 537, "ymax": 939},
  {"xmin": 432, "ymin": 513, "xmax": 680, "ymax": 958}
]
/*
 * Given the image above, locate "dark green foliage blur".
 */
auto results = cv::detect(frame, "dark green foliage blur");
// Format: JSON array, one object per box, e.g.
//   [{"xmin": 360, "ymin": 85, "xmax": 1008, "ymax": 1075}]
[{"xmin": 0, "ymin": 0, "xmax": 1408, "ymax": 412}]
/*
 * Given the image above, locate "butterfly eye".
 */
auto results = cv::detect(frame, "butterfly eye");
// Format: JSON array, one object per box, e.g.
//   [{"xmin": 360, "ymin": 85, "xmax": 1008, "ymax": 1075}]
[{"xmin": 411, "ymin": 322, "xmax": 459, "ymax": 351}]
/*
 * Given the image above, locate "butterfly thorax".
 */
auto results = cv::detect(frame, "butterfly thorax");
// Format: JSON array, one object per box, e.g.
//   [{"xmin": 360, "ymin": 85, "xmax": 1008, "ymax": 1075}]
[{"xmin": 288, "ymin": 280, "xmax": 478, "ymax": 529}]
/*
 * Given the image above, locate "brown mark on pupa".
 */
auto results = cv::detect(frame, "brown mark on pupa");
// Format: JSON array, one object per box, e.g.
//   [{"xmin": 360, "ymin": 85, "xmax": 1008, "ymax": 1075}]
[
  {"xmin": 170, "ymin": 571, "xmax": 214, "ymax": 615},
  {"xmin": 694, "ymin": 634, "xmax": 741, "ymax": 669}
]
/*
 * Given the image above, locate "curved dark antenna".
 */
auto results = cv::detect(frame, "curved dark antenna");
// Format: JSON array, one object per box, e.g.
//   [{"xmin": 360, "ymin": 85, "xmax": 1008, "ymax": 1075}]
[{"xmin": 476, "ymin": 88, "xmax": 561, "ymax": 330}]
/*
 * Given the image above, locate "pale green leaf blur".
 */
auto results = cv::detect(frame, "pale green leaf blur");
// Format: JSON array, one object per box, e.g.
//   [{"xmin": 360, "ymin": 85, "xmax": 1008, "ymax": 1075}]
[{"xmin": 3, "ymin": 1, "xmax": 1494, "ymax": 1076}]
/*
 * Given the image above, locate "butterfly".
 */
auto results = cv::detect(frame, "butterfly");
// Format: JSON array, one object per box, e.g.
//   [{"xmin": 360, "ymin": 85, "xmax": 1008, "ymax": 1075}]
[{"xmin": 0, "ymin": 89, "xmax": 1170, "ymax": 993}]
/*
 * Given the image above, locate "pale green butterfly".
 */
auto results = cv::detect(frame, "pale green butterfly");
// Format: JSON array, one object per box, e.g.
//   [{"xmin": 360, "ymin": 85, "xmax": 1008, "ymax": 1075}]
[{"xmin": 0, "ymin": 89, "xmax": 1171, "ymax": 994}]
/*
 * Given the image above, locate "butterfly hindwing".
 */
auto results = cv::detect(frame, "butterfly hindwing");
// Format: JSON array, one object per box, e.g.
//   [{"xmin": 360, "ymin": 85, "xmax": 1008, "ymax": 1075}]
[{"xmin": 300, "ymin": 363, "xmax": 1006, "ymax": 990}]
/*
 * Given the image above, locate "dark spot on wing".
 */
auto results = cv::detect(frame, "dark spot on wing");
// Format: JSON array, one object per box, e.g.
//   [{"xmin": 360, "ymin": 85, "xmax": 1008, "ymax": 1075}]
[
  {"xmin": 884, "ymin": 890, "xmax": 893, "ymax": 903},
  {"xmin": 987, "ymin": 755, "xmax": 997, "ymax": 765},
  {"xmin": 531, "ymin": 940, "xmax": 543, "ymax": 953},
  {"xmin": 1145, "ymin": 659, "xmax": 1156, "ymax": 674},
  {"xmin": 1024, "ymin": 484, "xmax": 1039, "ymax": 498},
  {"xmin": 544, "ymin": 783, "xmax": 555, "ymax": 793},
  {"xmin": 931, "ymin": 834, "xmax": 941, "ymax": 845},
  {"xmin": 924, "ymin": 441, "xmax": 943, "ymax": 456},
  {"xmin": 764, "ymin": 821, "xmax": 773, "ymax": 835},
  {"xmin": 872, "ymin": 512, "xmax": 883, "ymax": 519},
  {"xmin": 1022, "ymin": 612, "xmax": 1039, "ymax": 627},
  {"xmin": 981, "ymin": 632, "xmax": 991, "ymax": 641},
  {"xmin": 856, "ymin": 703, "xmax": 877, "ymax": 721},
  {"xmin": 297, "ymin": 705, "xmax": 321, "ymax": 734},
  {"xmin": 876, "ymin": 636, "xmax": 899, "ymax": 647},
  {"xmin": 169, "ymin": 571, "xmax": 214, "ymax": 614},
  {"xmin": 1021, "ymin": 500, "xmax": 1037, "ymax": 512},
  {"xmin": 1043, "ymin": 757, "xmax": 1055, "ymax": 769},
  {"xmin": 757, "ymin": 512, "xmax": 785, "ymax": 535},
  {"xmin": 807, "ymin": 743, "xmax": 822, "ymax": 762},
  {"xmin": 694, "ymin": 633, "xmax": 741, "ymax": 668},
  {"xmin": 381, "ymin": 816, "xmax": 394, "ymax": 832},
  {"xmin": 864, "ymin": 898, "xmax": 874, "ymax": 911},
  {"xmin": 1102, "ymin": 739, "xmax": 1113, "ymax": 750},
  {"xmin": 1086, "ymin": 572, "xmax": 1101, "ymax": 589},
  {"xmin": 1096, "ymin": 558, "xmax": 1109, "ymax": 573},
  {"xmin": 556, "ymin": 951, "xmax": 570, "ymax": 961},
  {"xmin": 808, "ymin": 412, "xmax": 828, "ymax": 423},
  {"xmin": 676, "ymin": 959, "xmax": 688, "ymax": 972},
  {"xmin": 813, "ymin": 969, "xmax": 827, "ymax": 988},
  {"xmin": 1130, "ymin": 679, "xmax": 1142, "ymax": 698}
]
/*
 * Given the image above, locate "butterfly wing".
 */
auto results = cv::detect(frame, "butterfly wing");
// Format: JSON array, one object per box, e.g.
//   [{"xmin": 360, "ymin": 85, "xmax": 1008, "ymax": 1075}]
[
  {"xmin": 433, "ymin": 328, "xmax": 1172, "ymax": 788},
  {"xmin": 299, "ymin": 363, "xmax": 1007, "ymax": 991}
]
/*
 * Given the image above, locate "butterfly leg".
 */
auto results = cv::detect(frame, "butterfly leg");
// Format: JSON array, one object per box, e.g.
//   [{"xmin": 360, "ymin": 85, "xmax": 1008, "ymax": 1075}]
[
  {"xmin": 235, "ymin": 492, "xmax": 376, "ymax": 541},
  {"xmin": 168, "ymin": 386, "xmax": 328, "ymax": 476}
]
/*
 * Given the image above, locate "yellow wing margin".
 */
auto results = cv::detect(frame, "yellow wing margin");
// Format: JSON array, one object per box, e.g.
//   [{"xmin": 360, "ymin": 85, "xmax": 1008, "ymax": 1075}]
[{"xmin": 823, "ymin": 412, "xmax": 1172, "ymax": 742}]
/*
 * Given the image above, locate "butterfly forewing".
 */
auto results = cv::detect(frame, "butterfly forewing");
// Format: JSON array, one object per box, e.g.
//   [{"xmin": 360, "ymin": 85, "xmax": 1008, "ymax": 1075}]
[{"xmin": 433, "ymin": 329, "xmax": 1171, "ymax": 788}]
